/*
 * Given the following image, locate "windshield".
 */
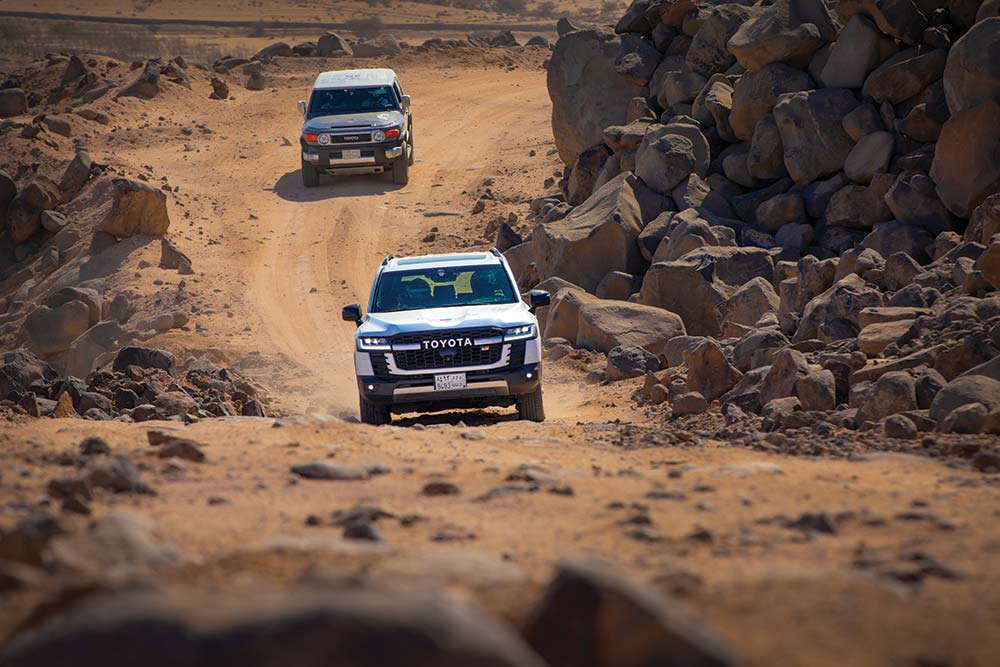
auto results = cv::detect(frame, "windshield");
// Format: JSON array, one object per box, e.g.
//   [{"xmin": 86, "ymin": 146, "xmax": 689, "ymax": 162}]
[
  {"xmin": 371, "ymin": 265, "xmax": 519, "ymax": 313},
  {"xmin": 308, "ymin": 86, "xmax": 398, "ymax": 117}
]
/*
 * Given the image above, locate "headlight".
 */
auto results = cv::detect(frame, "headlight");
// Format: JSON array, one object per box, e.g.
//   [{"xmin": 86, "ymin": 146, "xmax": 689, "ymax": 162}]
[
  {"xmin": 503, "ymin": 324, "xmax": 535, "ymax": 341},
  {"xmin": 317, "ymin": 133, "xmax": 330, "ymax": 146},
  {"xmin": 372, "ymin": 130, "xmax": 386, "ymax": 142},
  {"xmin": 358, "ymin": 336, "xmax": 391, "ymax": 351}
]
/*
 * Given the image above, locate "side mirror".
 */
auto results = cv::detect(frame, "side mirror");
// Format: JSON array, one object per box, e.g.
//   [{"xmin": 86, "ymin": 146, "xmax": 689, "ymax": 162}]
[
  {"xmin": 528, "ymin": 290, "xmax": 551, "ymax": 312},
  {"xmin": 297, "ymin": 100, "xmax": 306, "ymax": 116},
  {"xmin": 400, "ymin": 94, "xmax": 411, "ymax": 111},
  {"xmin": 342, "ymin": 303, "xmax": 362, "ymax": 326}
]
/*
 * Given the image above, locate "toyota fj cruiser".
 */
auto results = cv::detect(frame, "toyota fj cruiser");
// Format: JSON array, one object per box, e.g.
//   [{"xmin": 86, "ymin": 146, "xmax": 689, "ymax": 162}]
[
  {"xmin": 298, "ymin": 68, "xmax": 413, "ymax": 187},
  {"xmin": 343, "ymin": 250, "xmax": 551, "ymax": 426}
]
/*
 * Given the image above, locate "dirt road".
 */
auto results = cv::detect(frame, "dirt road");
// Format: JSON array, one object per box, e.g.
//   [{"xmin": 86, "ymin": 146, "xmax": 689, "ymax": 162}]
[{"xmin": 1, "ymin": 51, "xmax": 999, "ymax": 667}]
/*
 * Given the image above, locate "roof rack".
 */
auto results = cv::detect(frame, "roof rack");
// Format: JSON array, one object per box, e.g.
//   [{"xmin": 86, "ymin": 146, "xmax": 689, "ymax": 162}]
[{"xmin": 381, "ymin": 254, "xmax": 395, "ymax": 266}]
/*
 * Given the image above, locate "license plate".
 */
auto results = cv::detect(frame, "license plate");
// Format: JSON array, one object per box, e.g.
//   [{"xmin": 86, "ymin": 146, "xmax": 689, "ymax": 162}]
[
  {"xmin": 341, "ymin": 149, "xmax": 361, "ymax": 160},
  {"xmin": 434, "ymin": 373, "xmax": 467, "ymax": 391}
]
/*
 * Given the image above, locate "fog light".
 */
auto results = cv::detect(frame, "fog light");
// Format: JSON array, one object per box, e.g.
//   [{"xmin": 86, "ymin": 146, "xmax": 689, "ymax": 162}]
[
  {"xmin": 303, "ymin": 151, "xmax": 319, "ymax": 161},
  {"xmin": 367, "ymin": 384, "xmax": 375, "ymax": 391},
  {"xmin": 385, "ymin": 146, "xmax": 403, "ymax": 159},
  {"xmin": 526, "ymin": 372, "xmax": 533, "ymax": 379}
]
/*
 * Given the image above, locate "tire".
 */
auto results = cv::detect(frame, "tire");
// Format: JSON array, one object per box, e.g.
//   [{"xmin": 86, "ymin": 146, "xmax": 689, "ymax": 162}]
[
  {"xmin": 359, "ymin": 396, "xmax": 391, "ymax": 426},
  {"xmin": 407, "ymin": 131, "xmax": 415, "ymax": 166},
  {"xmin": 516, "ymin": 386, "xmax": 545, "ymax": 422},
  {"xmin": 301, "ymin": 161, "xmax": 319, "ymax": 188},
  {"xmin": 392, "ymin": 147, "xmax": 410, "ymax": 185}
]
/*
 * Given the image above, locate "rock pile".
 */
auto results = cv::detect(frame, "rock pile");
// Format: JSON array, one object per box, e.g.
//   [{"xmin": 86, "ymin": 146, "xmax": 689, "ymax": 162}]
[
  {"xmin": 213, "ymin": 30, "xmax": 551, "ymax": 69},
  {"xmin": 2, "ymin": 345, "xmax": 269, "ymax": 421},
  {"xmin": 518, "ymin": 6, "xmax": 1000, "ymax": 439}
]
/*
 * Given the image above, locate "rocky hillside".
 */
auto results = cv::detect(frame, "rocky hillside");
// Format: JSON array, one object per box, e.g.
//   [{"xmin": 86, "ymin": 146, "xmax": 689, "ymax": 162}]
[{"xmin": 512, "ymin": 2, "xmax": 1000, "ymax": 452}]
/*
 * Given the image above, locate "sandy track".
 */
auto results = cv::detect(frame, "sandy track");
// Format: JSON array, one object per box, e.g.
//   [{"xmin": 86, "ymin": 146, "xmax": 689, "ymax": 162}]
[{"xmin": 226, "ymin": 67, "xmax": 556, "ymax": 413}]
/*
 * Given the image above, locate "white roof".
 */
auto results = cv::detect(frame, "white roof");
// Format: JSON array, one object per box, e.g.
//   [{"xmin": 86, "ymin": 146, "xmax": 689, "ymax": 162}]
[
  {"xmin": 384, "ymin": 252, "xmax": 502, "ymax": 272},
  {"xmin": 313, "ymin": 68, "xmax": 397, "ymax": 89}
]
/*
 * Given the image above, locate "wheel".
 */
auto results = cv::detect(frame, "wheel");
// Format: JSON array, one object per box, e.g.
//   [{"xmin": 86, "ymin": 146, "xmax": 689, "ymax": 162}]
[
  {"xmin": 391, "ymin": 147, "xmax": 410, "ymax": 185},
  {"xmin": 407, "ymin": 131, "xmax": 415, "ymax": 166},
  {"xmin": 360, "ymin": 396, "xmax": 391, "ymax": 426},
  {"xmin": 516, "ymin": 386, "xmax": 545, "ymax": 422},
  {"xmin": 301, "ymin": 160, "xmax": 319, "ymax": 188}
]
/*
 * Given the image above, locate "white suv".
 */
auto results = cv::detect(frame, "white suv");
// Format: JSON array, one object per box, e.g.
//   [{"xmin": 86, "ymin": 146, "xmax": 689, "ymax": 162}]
[{"xmin": 343, "ymin": 250, "xmax": 550, "ymax": 425}]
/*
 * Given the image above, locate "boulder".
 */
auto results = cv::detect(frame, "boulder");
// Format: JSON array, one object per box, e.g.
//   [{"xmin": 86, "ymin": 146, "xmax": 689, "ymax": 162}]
[
  {"xmin": 0, "ymin": 349, "xmax": 57, "ymax": 399},
  {"xmin": 885, "ymin": 173, "xmax": 955, "ymax": 234},
  {"xmin": 684, "ymin": 338, "xmax": 743, "ymax": 401},
  {"xmin": 316, "ymin": 32, "xmax": 353, "ymax": 57},
  {"xmin": 533, "ymin": 173, "xmax": 646, "ymax": 292},
  {"xmin": 252, "ymin": 41, "xmax": 292, "ymax": 60},
  {"xmin": 730, "ymin": 63, "xmax": 814, "ymax": 142},
  {"xmin": 595, "ymin": 271, "xmax": 643, "ymax": 300},
  {"xmin": 856, "ymin": 371, "xmax": 918, "ymax": 424},
  {"xmin": 542, "ymin": 287, "xmax": 599, "ymax": 342},
  {"xmin": 819, "ymin": 15, "xmax": 894, "ymax": 89},
  {"xmin": 756, "ymin": 193, "xmax": 807, "ymax": 232},
  {"xmin": 979, "ymin": 236, "xmax": 1000, "ymax": 289},
  {"xmin": 616, "ymin": 34, "xmax": 663, "ymax": 85},
  {"xmin": 825, "ymin": 174, "xmax": 894, "ymax": 229},
  {"xmin": 112, "ymin": 346, "xmax": 175, "ymax": 374},
  {"xmin": 686, "ymin": 4, "xmax": 761, "ymax": 76},
  {"xmin": 858, "ymin": 319, "xmax": 912, "ymax": 355},
  {"xmin": 773, "ymin": 88, "xmax": 860, "ymax": 186},
  {"xmin": 862, "ymin": 48, "xmax": 947, "ymax": 105},
  {"xmin": 638, "ymin": 211, "xmax": 674, "ymax": 261},
  {"xmin": 635, "ymin": 123, "xmax": 709, "ymax": 195},
  {"xmin": 795, "ymin": 369, "xmax": 836, "ymax": 411},
  {"xmin": 23, "ymin": 301, "xmax": 91, "ymax": 358},
  {"xmin": 567, "ymin": 145, "xmax": 611, "ymax": 205},
  {"xmin": 721, "ymin": 276, "xmax": 780, "ymax": 328},
  {"xmin": 353, "ymin": 34, "xmax": 402, "ymax": 57},
  {"xmin": 160, "ymin": 238, "xmax": 193, "ymax": 273},
  {"xmin": 115, "ymin": 59, "xmax": 161, "ymax": 100},
  {"xmin": 245, "ymin": 73, "xmax": 268, "ymax": 91},
  {"xmin": 0, "ymin": 88, "xmax": 27, "ymax": 117},
  {"xmin": 548, "ymin": 30, "xmax": 648, "ymax": 163},
  {"xmin": 1, "ymin": 585, "xmax": 544, "ymax": 667},
  {"xmin": 57, "ymin": 150, "xmax": 93, "ymax": 203},
  {"xmin": 760, "ymin": 347, "xmax": 810, "ymax": 404},
  {"xmin": 795, "ymin": 273, "xmax": 884, "ymax": 341},
  {"xmin": 577, "ymin": 300, "xmax": 687, "ymax": 355},
  {"xmin": 942, "ymin": 17, "xmax": 1000, "ymax": 115},
  {"xmin": 842, "ymin": 102, "xmax": 885, "ymax": 141},
  {"xmin": 638, "ymin": 246, "xmax": 774, "ymax": 336},
  {"xmin": 727, "ymin": 0, "xmax": 838, "ymax": 71},
  {"xmin": 209, "ymin": 77, "xmax": 229, "ymax": 100},
  {"xmin": 836, "ymin": 0, "xmax": 927, "ymax": 45},
  {"xmin": 844, "ymin": 131, "xmax": 894, "ymax": 184},
  {"xmin": 747, "ymin": 113, "xmax": 787, "ymax": 180},
  {"xmin": 930, "ymin": 99, "xmax": 1000, "ymax": 217},
  {"xmin": 100, "ymin": 178, "xmax": 170, "ymax": 238},
  {"xmin": 65, "ymin": 321, "xmax": 127, "ymax": 378},
  {"xmin": 606, "ymin": 344, "xmax": 661, "ymax": 381},
  {"xmin": 523, "ymin": 559, "xmax": 736, "ymax": 667}
]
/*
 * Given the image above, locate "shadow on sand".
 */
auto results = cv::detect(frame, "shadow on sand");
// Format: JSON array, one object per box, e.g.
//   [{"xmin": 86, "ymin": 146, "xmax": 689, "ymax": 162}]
[{"xmin": 272, "ymin": 170, "xmax": 404, "ymax": 203}]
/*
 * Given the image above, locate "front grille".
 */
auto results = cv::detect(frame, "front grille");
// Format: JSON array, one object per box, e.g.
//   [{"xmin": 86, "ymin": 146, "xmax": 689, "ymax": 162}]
[
  {"xmin": 328, "ymin": 133, "xmax": 372, "ymax": 144},
  {"xmin": 393, "ymin": 344, "xmax": 502, "ymax": 371},
  {"xmin": 390, "ymin": 327, "xmax": 504, "ymax": 372},
  {"xmin": 370, "ymin": 352, "xmax": 389, "ymax": 376}
]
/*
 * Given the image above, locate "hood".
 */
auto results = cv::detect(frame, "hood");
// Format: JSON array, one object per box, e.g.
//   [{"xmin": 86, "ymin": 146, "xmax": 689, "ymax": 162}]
[
  {"xmin": 303, "ymin": 110, "xmax": 403, "ymax": 132},
  {"xmin": 358, "ymin": 303, "xmax": 535, "ymax": 338}
]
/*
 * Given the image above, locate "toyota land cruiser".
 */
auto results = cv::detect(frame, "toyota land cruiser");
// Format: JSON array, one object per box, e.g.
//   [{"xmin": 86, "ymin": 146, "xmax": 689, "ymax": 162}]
[
  {"xmin": 297, "ymin": 68, "xmax": 413, "ymax": 188},
  {"xmin": 343, "ymin": 250, "xmax": 551, "ymax": 426}
]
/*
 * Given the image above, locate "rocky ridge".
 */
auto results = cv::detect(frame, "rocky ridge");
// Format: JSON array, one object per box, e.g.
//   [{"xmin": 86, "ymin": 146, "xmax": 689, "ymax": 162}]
[{"xmin": 511, "ymin": 2, "xmax": 1000, "ymax": 451}]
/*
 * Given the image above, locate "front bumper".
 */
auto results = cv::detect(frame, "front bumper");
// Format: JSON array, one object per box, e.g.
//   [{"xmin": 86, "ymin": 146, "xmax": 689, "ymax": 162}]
[
  {"xmin": 300, "ymin": 138, "xmax": 405, "ymax": 173},
  {"xmin": 358, "ymin": 363, "xmax": 541, "ymax": 413}
]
